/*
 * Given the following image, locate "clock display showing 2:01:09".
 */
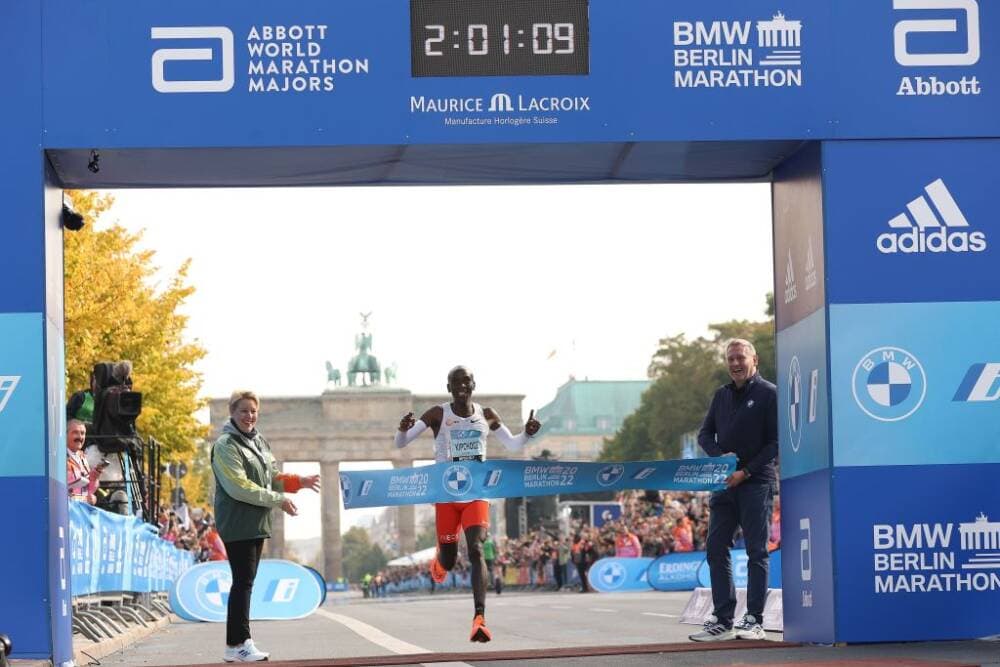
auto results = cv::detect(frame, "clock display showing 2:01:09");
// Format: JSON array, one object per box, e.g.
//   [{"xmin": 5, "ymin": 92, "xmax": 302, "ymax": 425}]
[{"xmin": 410, "ymin": 0, "xmax": 589, "ymax": 77}]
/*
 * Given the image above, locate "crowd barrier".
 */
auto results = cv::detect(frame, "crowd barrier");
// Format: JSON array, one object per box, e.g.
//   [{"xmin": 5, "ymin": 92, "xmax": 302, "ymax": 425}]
[{"xmin": 69, "ymin": 501, "xmax": 194, "ymax": 595}]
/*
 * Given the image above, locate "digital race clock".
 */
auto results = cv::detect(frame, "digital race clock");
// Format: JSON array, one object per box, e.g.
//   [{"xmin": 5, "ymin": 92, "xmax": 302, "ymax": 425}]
[{"xmin": 410, "ymin": 0, "xmax": 589, "ymax": 77}]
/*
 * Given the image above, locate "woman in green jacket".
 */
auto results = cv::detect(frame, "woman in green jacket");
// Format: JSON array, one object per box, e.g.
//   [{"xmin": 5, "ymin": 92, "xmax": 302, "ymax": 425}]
[{"xmin": 213, "ymin": 390, "xmax": 320, "ymax": 663}]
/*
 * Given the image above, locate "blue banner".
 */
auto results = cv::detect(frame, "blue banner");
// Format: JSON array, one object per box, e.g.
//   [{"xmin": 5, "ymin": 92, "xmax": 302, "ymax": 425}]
[
  {"xmin": 38, "ymin": 0, "xmax": 1000, "ymax": 149},
  {"xmin": 588, "ymin": 557, "xmax": 653, "ymax": 593},
  {"xmin": 832, "ymin": 464, "xmax": 1000, "ymax": 642},
  {"xmin": 339, "ymin": 456, "xmax": 735, "ymax": 509},
  {"xmin": 171, "ymin": 560, "xmax": 324, "ymax": 622},
  {"xmin": 646, "ymin": 549, "xmax": 783, "ymax": 592},
  {"xmin": 647, "ymin": 552, "xmax": 705, "ymax": 591},
  {"xmin": 0, "ymin": 313, "xmax": 45, "ymax": 478},
  {"xmin": 777, "ymin": 307, "xmax": 831, "ymax": 480},
  {"xmin": 68, "ymin": 501, "xmax": 193, "ymax": 595},
  {"xmin": 824, "ymin": 140, "xmax": 1000, "ymax": 305},
  {"xmin": 830, "ymin": 301, "xmax": 1000, "ymax": 467}
]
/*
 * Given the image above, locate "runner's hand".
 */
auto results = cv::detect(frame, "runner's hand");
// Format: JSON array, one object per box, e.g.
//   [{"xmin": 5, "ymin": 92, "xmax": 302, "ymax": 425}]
[
  {"xmin": 399, "ymin": 412, "xmax": 415, "ymax": 432},
  {"xmin": 525, "ymin": 409, "xmax": 541, "ymax": 436}
]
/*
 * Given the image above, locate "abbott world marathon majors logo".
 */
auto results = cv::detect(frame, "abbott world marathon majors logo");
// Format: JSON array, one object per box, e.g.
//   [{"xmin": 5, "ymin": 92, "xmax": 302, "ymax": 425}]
[
  {"xmin": 852, "ymin": 347, "xmax": 927, "ymax": 422},
  {"xmin": 409, "ymin": 91, "xmax": 590, "ymax": 128},
  {"xmin": 673, "ymin": 10, "xmax": 803, "ymax": 89},
  {"xmin": 151, "ymin": 24, "xmax": 370, "ymax": 94},
  {"xmin": 874, "ymin": 513, "xmax": 1000, "ymax": 593},
  {"xmin": 876, "ymin": 179, "xmax": 987, "ymax": 254}
]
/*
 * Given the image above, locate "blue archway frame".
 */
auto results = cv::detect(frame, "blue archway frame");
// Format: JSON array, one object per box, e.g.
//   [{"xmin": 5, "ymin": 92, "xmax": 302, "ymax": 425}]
[{"xmin": 2, "ymin": 0, "xmax": 998, "ymax": 660}]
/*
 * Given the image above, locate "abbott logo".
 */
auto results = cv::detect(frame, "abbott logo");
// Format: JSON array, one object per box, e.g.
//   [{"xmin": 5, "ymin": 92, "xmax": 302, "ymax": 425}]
[
  {"xmin": 894, "ymin": 0, "xmax": 980, "ymax": 66},
  {"xmin": 151, "ymin": 27, "xmax": 234, "ymax": 93},
  {"xmin": 0, "ymin": 376, "xmax": 19, "ymax": 414},
  {"xmin": 877, "ymin": 178, "xmax": 986, "ymax": 254}
]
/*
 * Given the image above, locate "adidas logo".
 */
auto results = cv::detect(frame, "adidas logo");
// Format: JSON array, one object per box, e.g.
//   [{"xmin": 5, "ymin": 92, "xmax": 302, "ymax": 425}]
[
  {"xmin": 876, "ymin": 179, "xmax": 987, "ymax": 254},
  {"xmin": 783, "ymin": 248, "xmax": 797, "ymax": 304}
]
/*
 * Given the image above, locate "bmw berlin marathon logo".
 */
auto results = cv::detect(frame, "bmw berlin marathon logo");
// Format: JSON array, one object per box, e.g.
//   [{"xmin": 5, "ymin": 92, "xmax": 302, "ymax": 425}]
[
  {"xmin": 852, "ymin": 347, "xmax": 927, "ymax": 422},
  {"xmin": 595, "ymin": 561, "xmax": 627, "ymax": 590},
  {"xmin": 443, "ymin": 464, "xmax": 473, "ymax": 497},
  {"xmin": 596, "ymin": 464, "xmax": 625, "ymax": 487}
]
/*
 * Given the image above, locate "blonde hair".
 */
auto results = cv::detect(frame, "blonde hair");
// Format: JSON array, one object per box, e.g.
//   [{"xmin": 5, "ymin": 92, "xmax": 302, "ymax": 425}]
[
  {"xmin": 725, "ymin": 338, "xmax": 757, "ymax": 357},
  {"xmin": 229, "ymin": 390, "xmax": 260, "ymax": 414}
]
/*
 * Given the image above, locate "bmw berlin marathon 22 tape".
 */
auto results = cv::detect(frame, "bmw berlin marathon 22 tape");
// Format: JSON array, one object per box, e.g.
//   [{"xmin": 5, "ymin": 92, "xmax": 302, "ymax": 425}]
[{"xmin": 339, "ymin": 456, "xmax": 736, "ymax": 509}]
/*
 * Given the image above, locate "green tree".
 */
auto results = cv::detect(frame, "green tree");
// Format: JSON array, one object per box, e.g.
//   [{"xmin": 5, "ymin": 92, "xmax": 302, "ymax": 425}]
[
  {"xmin": 64, "ymin": 191, "xmax": 210, "ymax": 505},
  {"xmin": 600, "ymin": 294, "xmax": 775, "ymax": 462},
  {"xmin": 341, "ymin": 526, "xmax": 388, "ymax": 583}
]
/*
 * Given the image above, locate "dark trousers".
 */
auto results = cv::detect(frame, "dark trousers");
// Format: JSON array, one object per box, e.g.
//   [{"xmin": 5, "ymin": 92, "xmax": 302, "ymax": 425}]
[
  {"xmin": 706, "ymin": 482, "xmax": 774, "ymax": 625},
  {"xmin": 224, "ymin": 538, "xmax": 264, "ymax": 646}
]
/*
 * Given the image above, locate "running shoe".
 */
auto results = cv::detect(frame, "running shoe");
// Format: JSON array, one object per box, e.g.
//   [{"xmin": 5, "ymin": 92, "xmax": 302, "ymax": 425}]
[
  {"xmin": 734, "ymin": 613, "xmax": 767, "ymax": 640},
  {"xmin": 223, "ymin": 638, "xmax": 269, "ymax": 662},
  {"xmin": 430, "ymin": 553, "xmax": 447, "ymax": 584},
  {"xmin": 469, "ymin": 614, "xmax": 492, "ymax": 643},
  {"xmin": 688, "ymin": 615, "xmax": 735, "ymax": 642}
]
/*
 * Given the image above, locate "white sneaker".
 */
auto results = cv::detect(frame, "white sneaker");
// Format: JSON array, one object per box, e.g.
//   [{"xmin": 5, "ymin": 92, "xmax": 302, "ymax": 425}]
[
  {"xmin": 734, "ymin": 613, "xmax": 767, "ymax": 640},
  {"xmin": 223, "ymin": 638, "xmax": 270, "ymax": 662},
  {"xmin": 688, "ymin": 614, "xmax": 736, "ymax": 642}
]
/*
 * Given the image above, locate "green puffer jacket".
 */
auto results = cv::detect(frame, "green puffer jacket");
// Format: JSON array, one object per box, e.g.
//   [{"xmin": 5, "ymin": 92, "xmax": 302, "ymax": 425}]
[{"xmin": 211, "ymin": 420, "xmax": 289, "ymax": 543}]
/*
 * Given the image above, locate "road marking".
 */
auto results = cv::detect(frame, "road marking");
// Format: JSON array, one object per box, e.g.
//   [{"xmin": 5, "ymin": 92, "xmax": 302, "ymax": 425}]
[
  {"xmin": 549, "ymin": 605, "xmax": 571, "ymax": 610},
  {"xmin": 316, "ymin": 608, "xmax": 472, "ymax": 667},
  {"xmin": 642, "ymin": 612, "xmax": 679, "ymax": 618},
  {"xmin": 589, "ymin": 608, "xmax": 617, "ymax": 613}
]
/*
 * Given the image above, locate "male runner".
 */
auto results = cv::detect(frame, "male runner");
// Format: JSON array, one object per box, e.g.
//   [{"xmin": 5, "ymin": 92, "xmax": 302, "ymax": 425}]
[{"xmin": 395, "ymin": 366, "xmax": 540, "ymax": 642}]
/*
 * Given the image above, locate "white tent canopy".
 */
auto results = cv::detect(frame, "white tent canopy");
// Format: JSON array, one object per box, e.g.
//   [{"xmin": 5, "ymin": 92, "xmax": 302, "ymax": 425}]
[{"xmin": 386, "ymin": 546, "xmax": 437, "ymax": 568}]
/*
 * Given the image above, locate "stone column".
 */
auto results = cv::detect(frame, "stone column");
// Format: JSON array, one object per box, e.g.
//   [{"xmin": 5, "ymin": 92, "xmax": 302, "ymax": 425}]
[
  {"xmin": 394, "ymin": 459, "xmax": 416, "ymax": 556},
  {"xmin": 321, "ymin": 461, "xmax": 342, "ymax": 581}
]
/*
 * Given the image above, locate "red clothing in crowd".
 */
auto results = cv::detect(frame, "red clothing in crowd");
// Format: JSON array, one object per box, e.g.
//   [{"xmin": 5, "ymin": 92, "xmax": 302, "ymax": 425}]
[{"xmin": 615, "ymin": 531, "xmax": 642, "ymax": 558}]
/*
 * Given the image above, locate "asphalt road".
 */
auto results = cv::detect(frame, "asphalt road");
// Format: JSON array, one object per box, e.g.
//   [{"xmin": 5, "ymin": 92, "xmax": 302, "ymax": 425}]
[{"xmin": 86, "ymin": 589, "xmax": 998, "ymax": 667}]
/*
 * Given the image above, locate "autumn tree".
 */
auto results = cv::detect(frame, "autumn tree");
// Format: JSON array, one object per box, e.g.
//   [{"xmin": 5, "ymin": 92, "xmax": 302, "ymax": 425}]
[
  {"xmin": 64, "ymin": 191, "xmax": 210, "ymax": 505},
  {"xmin": 600, "ymin": 294, "xmax": 775, "ymax": 461}
]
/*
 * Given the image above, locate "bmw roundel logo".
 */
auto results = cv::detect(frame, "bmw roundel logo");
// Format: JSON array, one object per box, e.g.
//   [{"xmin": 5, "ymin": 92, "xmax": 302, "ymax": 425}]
[
  {"xmin": 195, "ymin": 569, "xmax": 232, "ymax": 610},
  {"xmin": 596, "ymin": 464, "xmax": 625, "ymax": 487},
  {"xmin": 340, "ymin": 474, "xmax": 351, "ymax": 503},
  {"xmin": 443, "ymin": 464, "xmax": 473, "ymax": 497},
  {"xmin": 851, "ymin": 346, "xmax": 926, "ymax": 422},
  {"xmin": 788, "ymin": 355, "xmax": 802, "ymax": 452},
  {"xmin": 596, "ymin": 561, "xmax": 627, "ymax": 589}
]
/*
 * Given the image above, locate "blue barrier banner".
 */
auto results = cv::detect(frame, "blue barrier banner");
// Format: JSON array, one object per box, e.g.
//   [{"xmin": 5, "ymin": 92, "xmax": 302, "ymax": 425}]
[
  {"xmin": 339, "ymin": 456, "xmax": 735, "ymax": 509},
  {"xmin": 646, "ymin": 549, "xmax": 783, "ymax": 592},
  {"xmin": 305, "ymin": 566, "xmax": 327, "ymax": 606},
  {"xmin": 830, "ymin": 301, "xmax": 1000, "ymax": 468},
  {"xmin": 68, "ymin": 501, "xmax": 193, "ymax": 595},
  {"xmin": 588, "ymin": 557, "xmax": 653, "ymax": 593},
  {"xmin": 647, "ymin": 552, "xmax": 705, "ymax": 591},
  {"xmin": 171, "ymin": 560, "xmax": 324, "ymax": 622}
]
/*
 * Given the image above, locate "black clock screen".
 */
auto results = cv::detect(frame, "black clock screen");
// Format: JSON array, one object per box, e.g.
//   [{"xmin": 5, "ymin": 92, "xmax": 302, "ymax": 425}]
[{"xmin": 410, "ymin": 0, "xmax": 589, "ymax": 77}]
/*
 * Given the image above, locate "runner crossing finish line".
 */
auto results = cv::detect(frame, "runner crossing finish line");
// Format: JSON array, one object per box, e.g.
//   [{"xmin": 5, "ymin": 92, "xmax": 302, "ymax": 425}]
[{"xmin": 358, "ymin": 365, "xmax": 736, "ymax": 644}]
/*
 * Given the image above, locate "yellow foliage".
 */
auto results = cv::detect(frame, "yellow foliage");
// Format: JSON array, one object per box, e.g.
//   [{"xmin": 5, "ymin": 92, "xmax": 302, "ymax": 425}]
[{"xmin": 64, "ymin": 191, "xmax": 211, "ymax": 507}]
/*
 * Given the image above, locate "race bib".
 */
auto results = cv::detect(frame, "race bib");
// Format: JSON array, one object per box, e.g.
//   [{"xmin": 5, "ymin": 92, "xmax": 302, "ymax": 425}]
[{"xmin": 449, "ymin": 428, "xmax": 485, "ymax": 460}]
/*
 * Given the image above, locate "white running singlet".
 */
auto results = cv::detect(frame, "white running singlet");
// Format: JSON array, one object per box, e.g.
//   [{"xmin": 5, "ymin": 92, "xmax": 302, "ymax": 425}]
[{"xmin": 434, "ymin": 402, "xmax": 489, "ymax": 462}]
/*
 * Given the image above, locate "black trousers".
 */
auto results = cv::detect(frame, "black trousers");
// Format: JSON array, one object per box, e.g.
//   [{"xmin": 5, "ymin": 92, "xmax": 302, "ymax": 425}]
[
  {"xmin": 224, "ymin": 538, "xmax": 264, "ymax": 646},
  {"xmin": 706, "ymin": 482, "xmax": 775, "ymax": 625}
]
